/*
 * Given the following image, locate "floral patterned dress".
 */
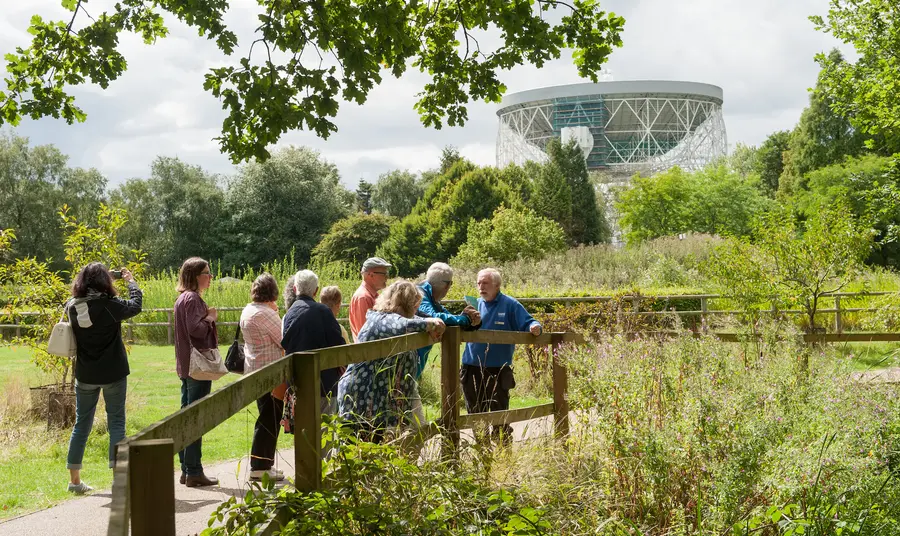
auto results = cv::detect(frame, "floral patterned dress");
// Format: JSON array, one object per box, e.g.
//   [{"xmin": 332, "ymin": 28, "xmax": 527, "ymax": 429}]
[{"xmin": 337, "ymin": 310, "xmax": 429, "ymax": 429}]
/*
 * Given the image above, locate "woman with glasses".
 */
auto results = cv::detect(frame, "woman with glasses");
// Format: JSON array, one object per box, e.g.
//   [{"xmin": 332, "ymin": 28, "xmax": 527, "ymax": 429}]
[{"xmin": 173, "ymin": 257, "xmax": 219, "ymax": 487}]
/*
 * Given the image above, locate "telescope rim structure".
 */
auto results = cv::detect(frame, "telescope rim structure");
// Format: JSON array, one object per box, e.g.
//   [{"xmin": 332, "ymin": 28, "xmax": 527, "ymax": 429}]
[{"xmin": 495, "ymin": 79, "xmax": 727, "ymax": 175}]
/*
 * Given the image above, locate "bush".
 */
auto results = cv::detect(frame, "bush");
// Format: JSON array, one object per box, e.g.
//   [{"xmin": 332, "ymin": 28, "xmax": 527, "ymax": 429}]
[
  {"xmin": 311, "ymin": 212, "xmax": 395, "ymax": 267},
  {"xmin": 452, "ymin": 206, "xmax": 566, "ymax": 266}
]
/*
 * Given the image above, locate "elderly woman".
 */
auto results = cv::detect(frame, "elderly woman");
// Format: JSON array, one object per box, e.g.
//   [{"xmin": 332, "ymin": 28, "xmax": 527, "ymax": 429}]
[
  {"xmin": 416, "ymin": 262, "xmax": 481, "ymax": 377},
  {"xmin": 65, "ymin": 263, "xmax": 142, "ymax": 494},
  {"xmin": 337, "ymin": 280, "xmax": 445, "ymax": 442},
  {"xmin": 173, "ymin": 257, "xmax": 218, "ymax": 487},
  {"xmin": 240, "ymin": 273, "xmax": 285, "ymax": 482}
]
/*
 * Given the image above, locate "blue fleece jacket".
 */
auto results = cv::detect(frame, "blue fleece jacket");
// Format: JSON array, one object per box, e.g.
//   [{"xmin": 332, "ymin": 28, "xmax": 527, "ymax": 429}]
[
  {"xmin": 462, "ymin": 292, "xmax": 541, "ymax": 368},
  {"xmin": 415, "ymin": 281, "xmax": 471, "ymax": 377}
]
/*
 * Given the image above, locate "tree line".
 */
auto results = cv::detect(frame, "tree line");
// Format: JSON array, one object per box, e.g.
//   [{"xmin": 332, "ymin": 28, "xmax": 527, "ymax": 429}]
[{"xmin": 0, "ymin": 134, "xmax": 608, "ymax": 277}]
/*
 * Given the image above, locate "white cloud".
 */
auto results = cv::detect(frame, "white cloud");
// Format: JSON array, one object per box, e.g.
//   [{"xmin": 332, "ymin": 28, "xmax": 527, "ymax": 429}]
[{"xmin": 2, "ymin": 0, "xmax": 847, "ymax": 188}]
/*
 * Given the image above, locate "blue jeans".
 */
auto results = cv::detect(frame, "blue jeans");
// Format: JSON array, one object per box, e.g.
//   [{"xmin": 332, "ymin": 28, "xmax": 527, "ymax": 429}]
[
  {"xmin": 178, "ymin": 377, "xmax": 212, "ymax": 476},
  {"xmin": 66, "ymin": 377, "xmax": 128, "ymax": 470}
]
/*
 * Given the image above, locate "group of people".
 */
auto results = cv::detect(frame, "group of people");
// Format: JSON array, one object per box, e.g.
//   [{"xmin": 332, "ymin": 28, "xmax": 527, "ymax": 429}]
[{"xmin": 61, "ymin": 255, "xmax": 542, "ymax": 494}]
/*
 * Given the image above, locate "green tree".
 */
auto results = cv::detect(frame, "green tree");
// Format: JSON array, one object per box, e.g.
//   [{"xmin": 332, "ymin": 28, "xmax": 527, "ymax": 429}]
[
  {"xmin": 452, "ymin": 206, "xmax": 567, "ymax": 266},
  {"xmin": 371, "ymin": 170, "xmax": 423, "ymax": 218},
  {"xmin": 615, "ymin": 167, "xmax": 693, "ymax": 244},
  {"xmin": 312, "ymin": 212, "xmax": 395, "ymax": 267},
  {"xmin": 545, "ymin": 138, "xmax": 605, "ymax": 244},
  {"xmin": 109, "ymin": 157, "xmax": 225, "ymax": 270},
  {"xmin": 3, "ymin": 1, "xmax": 625, "ymax": 163},
  {"xmin": 356, "ymin": 179, "xmax": 374, "ymax": 214},
  {"xmin": 709, "ymin": 205, "xmax": 874, "ymax": 337},
  {"xmin": 379, "ymin": 166, "xmax": 519, "ymax": 276},
  {"xmin": 753, "ymin": 130, "xmax": 790, "ymax": 196},
  {"xmin": 224, "ymin": 146, "xmax": 350, "ymax": 267},
  {"xmin": 530, "ymin": 160, "xmax": 573, "ymax": 238},
  {"xmin": 0, "ymin": 132, "xmax": 106, "ymax": 270},
  {"xmin": 811, "ymin": 3, "xmax": 900, "ymax": 153}
]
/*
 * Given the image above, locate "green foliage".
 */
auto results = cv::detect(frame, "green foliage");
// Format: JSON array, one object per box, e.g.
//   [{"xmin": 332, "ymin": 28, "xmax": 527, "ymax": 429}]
[
  {"xmin": 0, "ymin": 132, "xmax": 106, "ymax": 270},
  {"xmin": 616, "ymin": 163, "xmax": 771, "ymax": 244},
  {"xmin": 108, "ymin": 156, "xmax": 226, "ymax": 271},
  {"xmin": 755, "ymin": 130, "xmax": 791, "ymax": 196},
  {"xmin": 371, "ymin": 170, "xmax": 423, "ymax": 218},
  {"xmin": 530, "ymin": 158, "xmax": 573, "ymax": 236},
  {"xmin": 223, "ymin": 146, "xmax": 351, "ymax": 267},
  {"xmin": 204, "ymin": 420, "xmax": 550, "ymax": 536},
  {"xmin": 312, "ymin": 212, "xmax": 395, "ymax": 267},
  {"xmin": 379, "ymin": 166, "xmax": 520, "ymax": 276},
  {"xmin": 0, "ymin": 204, "xmax": 146, "ymax": 385},
  {"xmin": 4, "ymin": 1, "xmax": 624, "ymax": 163},
  {"xmin": 708, "ymin": 205, "xmax": 875, "ymax": 332},
  {"xmin": 812, "ymin": 2, "xmax": 900, "ymax": 153},
  {"xmin": 452, "ymin": 206, "xmax": 567, "ymax": 266},
  {"xmin": 545, "ymin": 139, "xmax": 606, "ymax": 244},
  {"xmin": 355, "ymin": 179, "xmax": 374, "ymax": 214}
]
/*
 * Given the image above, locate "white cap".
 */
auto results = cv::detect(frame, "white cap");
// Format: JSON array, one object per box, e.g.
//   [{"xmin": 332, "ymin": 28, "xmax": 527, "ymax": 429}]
[{"xmin": 361, "ymin": 257, "xmax": 392, "ymax": 272}]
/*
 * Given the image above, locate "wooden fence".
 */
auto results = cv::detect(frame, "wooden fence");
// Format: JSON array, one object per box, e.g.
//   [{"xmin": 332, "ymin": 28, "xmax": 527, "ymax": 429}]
[
  {"xmin": 3, "ymin": 291, "xmax": 897, "ymax": 343},
  {"xmin": 106, "ymin": 327, "xmax": 584, "ymax": 536}
]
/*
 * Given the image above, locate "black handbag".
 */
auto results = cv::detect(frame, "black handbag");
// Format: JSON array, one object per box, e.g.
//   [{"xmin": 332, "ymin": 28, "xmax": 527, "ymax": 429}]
[{"xmin": 224, "ymin": 325, "xmax": 245, "ymax": 374}]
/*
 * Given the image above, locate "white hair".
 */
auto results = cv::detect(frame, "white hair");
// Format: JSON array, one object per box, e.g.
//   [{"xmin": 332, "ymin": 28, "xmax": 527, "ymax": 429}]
[
  {"xmin": 477, "ymin": 268, "xmax": 502, "ymax": 287},
  {"xmin": 425, "ymin": 262, "xmax": 454, "ymax": 290},
  {"xmin": 293, "ymin": 269, "xmax": 319, "ymax": 298}
]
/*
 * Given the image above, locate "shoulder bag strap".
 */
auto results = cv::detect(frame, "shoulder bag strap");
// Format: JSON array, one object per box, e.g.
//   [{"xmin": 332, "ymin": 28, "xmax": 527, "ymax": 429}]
[{"xmin": 234, "ymin": 324, "xmax": 241, "ymax": 342}]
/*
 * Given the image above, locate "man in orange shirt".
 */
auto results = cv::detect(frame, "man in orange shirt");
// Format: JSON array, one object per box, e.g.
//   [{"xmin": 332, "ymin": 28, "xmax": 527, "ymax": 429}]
[{"xmin": 349, "ymin": 257, "xmax": 391, "ymax": 341}]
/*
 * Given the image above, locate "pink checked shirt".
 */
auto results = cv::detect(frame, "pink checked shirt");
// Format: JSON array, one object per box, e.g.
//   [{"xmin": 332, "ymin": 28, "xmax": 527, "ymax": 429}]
[{"xmin": 239, "ymin": 302, "xmax": 283, "ymax": 372}]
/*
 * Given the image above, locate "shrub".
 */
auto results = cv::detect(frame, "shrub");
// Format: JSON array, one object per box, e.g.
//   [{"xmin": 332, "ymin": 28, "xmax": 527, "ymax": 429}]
[
  {"xmin": 452, "ymin": 206, "xmax": 566, "ymax": 266},
  {"xmin": 311, "ymin": 212, "xmax": 395, "ymax": 267}
]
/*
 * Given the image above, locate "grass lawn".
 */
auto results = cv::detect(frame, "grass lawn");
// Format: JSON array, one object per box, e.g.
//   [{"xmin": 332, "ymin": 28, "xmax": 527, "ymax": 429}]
[
  {"xmin": 831, "ymin": 341, "xmax": 900, "ymax": 370},
  {"xmin": 0, "ymin": 343, "xmax": 548, "ymax": 519}
]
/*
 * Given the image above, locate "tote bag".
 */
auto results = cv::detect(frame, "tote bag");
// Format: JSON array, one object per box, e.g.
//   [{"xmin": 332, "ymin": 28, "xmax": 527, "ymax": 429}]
[
  {"xmin": 188, "ymin": 345, "xmax": 228, "ymax": 381},
  {"xmin": 224, "ymin": 325, "xmax": 245, "ymax": 374},
  {"xmin": 47, "ymin": 301, "xmax": 79, "ymax": 357}
]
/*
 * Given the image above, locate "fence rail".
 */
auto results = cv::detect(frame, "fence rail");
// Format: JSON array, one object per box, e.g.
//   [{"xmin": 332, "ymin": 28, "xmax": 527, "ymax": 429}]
[{"xmin": 106, "ymin": 327, "xmax": 585, "ymax": 536}]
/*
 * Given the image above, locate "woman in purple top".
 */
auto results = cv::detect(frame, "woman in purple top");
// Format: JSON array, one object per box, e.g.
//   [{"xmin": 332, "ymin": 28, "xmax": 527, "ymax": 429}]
[{"xmin": 173, "ymin": 257, "xmax": 219, "ymax": 488}]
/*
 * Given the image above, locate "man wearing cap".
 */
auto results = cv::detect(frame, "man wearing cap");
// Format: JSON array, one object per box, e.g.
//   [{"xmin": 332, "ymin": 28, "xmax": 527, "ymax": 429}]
[{"xmin": 349, "ymin": 257, "xmax": 391, "ymax": 341}]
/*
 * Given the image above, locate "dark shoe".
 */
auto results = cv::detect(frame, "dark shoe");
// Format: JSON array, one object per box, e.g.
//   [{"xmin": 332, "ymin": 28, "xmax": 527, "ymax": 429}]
[
  {"xmin": 185, "ymin": 474, "xmax": 219, "ymax": 487},
  {"xmin": 179, "ymin": 473, "xmax": 186, "ymax": 485}
]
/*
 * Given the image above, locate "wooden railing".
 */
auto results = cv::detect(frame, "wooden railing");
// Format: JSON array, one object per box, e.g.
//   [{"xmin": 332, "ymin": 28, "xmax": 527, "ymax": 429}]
[{"xmin": 106, "ymin": 326, "xmax": 584, "ymax": 536}]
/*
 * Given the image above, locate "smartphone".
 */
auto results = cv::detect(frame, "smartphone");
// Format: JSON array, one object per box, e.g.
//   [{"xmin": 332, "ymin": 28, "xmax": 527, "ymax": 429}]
[
  {"xmin": 110, "ymin": 270, "xmax": 123, "ymax": 280},
  {"xmin": 464, "ymin": 295, "xmax": 479, "ymax": 308}
]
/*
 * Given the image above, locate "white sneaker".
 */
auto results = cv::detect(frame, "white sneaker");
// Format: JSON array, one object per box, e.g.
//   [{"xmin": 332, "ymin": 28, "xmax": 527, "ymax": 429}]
[
  {"xmin": 68, "ymin": 481, "xmax": 93, "ymax": 495},
  {"xmin": 249, "ymin": 468, "xmax": 284, "ymax": 482}
]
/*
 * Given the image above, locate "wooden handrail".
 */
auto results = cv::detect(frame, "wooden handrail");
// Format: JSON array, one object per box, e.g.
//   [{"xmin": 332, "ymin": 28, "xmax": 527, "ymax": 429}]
[{"xmin": 458, "ymin": 403, "xmax": 554, "ymax": 428}]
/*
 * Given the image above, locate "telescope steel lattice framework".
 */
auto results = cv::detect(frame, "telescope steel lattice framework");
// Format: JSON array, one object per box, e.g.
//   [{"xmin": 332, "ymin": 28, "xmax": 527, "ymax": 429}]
[{"xmin": 495, "ymin": 81, "xmax": 727, "ymax": 174}]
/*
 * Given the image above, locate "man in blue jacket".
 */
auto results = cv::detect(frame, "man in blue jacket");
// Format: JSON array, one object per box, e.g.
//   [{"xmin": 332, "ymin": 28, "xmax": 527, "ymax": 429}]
[
  {"xmin": 416, "ymin": 262, "xmax": 481, "ymax": 377},
  {"xmin": 461, "ymin": 268, "xmax": 542, "ymax": 443}
]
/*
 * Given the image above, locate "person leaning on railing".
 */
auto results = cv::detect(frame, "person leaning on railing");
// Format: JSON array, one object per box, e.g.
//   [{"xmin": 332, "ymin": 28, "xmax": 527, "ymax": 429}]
[
  {"xmin": 239, "ymin": 273, "xmax": 286, "ymax": 483},
  {"xmin": 65, "ymin": 263, "xmax": 142, "ymax": 495},
  {"xmin": 415, "ymin": 262, "xmax": 481, "ymax": 378},
  {"xmin": 337, "ymin": 280, "xmax": 445, "ymax": 444},
  {"xmin": 173, "ymin": 257, "xmax": 219, "ymax": 488},
  {"xmin": 461, "ymin": 268, "xmax": 542, "ymax": 444}
]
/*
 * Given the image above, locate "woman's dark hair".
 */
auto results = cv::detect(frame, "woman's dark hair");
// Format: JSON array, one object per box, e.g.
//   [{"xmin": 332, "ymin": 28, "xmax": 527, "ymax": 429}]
[
  {"xmin": 176, "ymin": 257, "xmax": 209, "ymax": 293},
  {"xmin": 72, "ymin": 262, "xmax": 118, "ymax": 298},
  {"xmin": 251, "ymin": 273, "xmax": 279, "ymax": 303}
]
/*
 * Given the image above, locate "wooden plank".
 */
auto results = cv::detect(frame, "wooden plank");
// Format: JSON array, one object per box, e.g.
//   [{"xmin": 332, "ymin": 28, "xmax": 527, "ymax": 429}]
[
  {"xmin": 458, "ymin": 403, "xmax": 555, "ymax": 429},
  {"xmin": 441, "ymin": 327, "xmax": 461, "ymax": 458},
  {"xmin": 807, "ymin": 333, "xmax": 900, "ymax": 343},
  {"xmin": 461, "ymin": 330, "xmax": 585, "ymax": 346},
  {"xmin": 129, "ymin": 439, "xmax": 175, "ymax": 536},
  {"xmin": 317, "ymin": 331, "xmax": 433, "ymax": 370},
  {"xmin": 106, "ymin": 443, "xmax": 130, "ymax": 536},
  {"xmin": 129, "ymin": 358, "xmax": 291, "ymax": 452},
  {"xmin": 834, "ymin": 296, "xmax": 843, "ymax": 335},
  {"xmin": 293, "ymin": 352, "xmax": 321, "ymax": 492},
  {"xmin": 551, "ymin": 333, "xmax": 569, "ymax": 441}
]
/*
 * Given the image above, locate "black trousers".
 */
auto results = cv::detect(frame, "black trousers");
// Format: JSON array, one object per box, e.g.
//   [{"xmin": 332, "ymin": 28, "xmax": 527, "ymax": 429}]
[
  {"xmin": 250, "ymin": 393, "xmax": 284, "ymax": 471},
  {"xmin": 460, "ymin": 364, "xmax": 516, "ymax": 440}
]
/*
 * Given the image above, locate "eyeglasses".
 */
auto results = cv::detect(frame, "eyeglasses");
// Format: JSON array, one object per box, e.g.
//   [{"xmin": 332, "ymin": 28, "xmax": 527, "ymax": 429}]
[
  {"xmin": 442, "ymin": 280, "xmax": 453, "ymax": 286},
  {"xmin": 371, "ymin": 271, "xmax": 388, "ymax": 276},
  {"xmin": 199, "ymin": 271, "xmax": 212, "ymax": 277}
]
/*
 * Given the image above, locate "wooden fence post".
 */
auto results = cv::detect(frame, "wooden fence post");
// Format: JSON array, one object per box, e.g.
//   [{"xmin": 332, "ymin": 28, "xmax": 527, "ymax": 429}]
[
  {"xmin": 700, "ymin": 297, "xmax": 709, "ymax": 334},
  {"xmin": 834, "ymin": 296, "xmax": 843, "ymax": 335},
  {"xmin": 166, "ymin": 311, "xmax": 173, "ymax": 345},
  {"xmin": 14, "ymin": 317, "xmax": 20, "ymax": 338},
  {"xmin": 126, "ymin": 319, "xmax": 134, "ymax": 343},
  {"xmin": 106, "ymin": 443, "xmax": 131, "ymax": 536},
  {"xmin": 129, "ymin": 439, "xmax": 175, "ymax": 536},
  {"xmin": 293, "ymin": 352, "xmax": 322, "ymax": 492},
  {"xmin": 551, "ymin": 333, "xmax": 569, "ymax": 441},
  {"xmin": 441, "ymin": 326, "xmax": 461, "ymax": 459}
]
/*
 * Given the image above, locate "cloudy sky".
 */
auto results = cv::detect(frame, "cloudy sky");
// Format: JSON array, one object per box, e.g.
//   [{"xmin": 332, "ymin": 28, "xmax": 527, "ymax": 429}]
[{"xmin": 1, "ymin": 0, "xmax": 846, "ymax": 189}]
